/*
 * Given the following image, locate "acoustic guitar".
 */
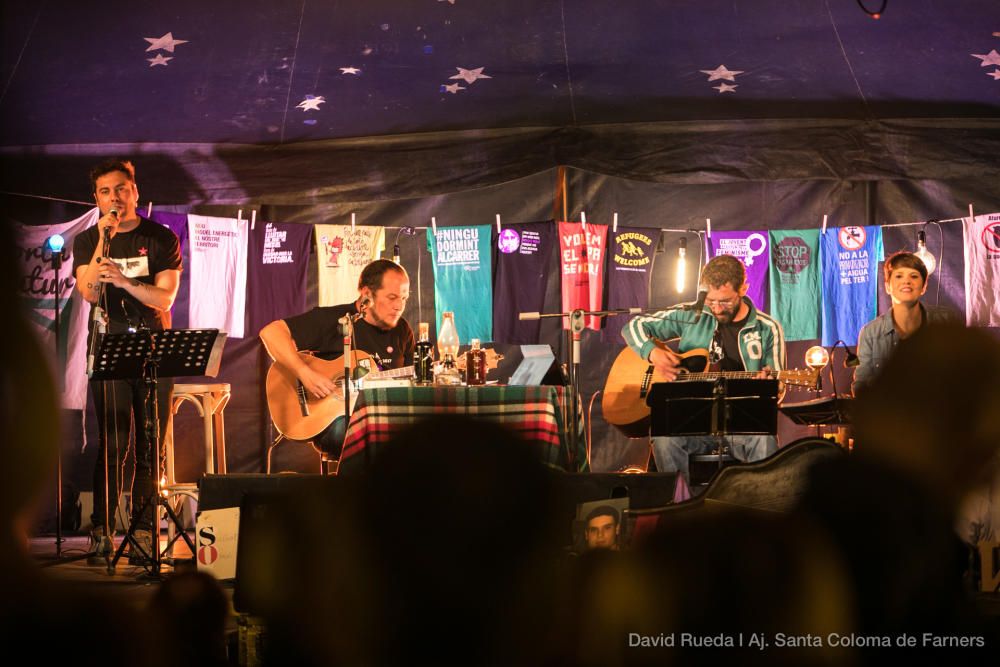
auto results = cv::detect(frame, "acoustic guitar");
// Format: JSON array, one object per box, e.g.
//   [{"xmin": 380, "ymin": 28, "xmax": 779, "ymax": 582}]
[
  {"xmin": 602, "ymin": 344, "xmax": 819, "ymax": 437},
  {"xmin": 266, "ymin": 348, "xmax": 504, "ymax": 441},
  {"xmin": 266, "ymin": 350, "xmax": 413, "ymax": 441}
]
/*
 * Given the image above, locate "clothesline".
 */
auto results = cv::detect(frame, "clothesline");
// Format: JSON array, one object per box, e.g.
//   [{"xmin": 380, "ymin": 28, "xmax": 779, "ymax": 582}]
[{"xmin": 2, "ymin": 189, "xmax": 978, "ymax": 231}]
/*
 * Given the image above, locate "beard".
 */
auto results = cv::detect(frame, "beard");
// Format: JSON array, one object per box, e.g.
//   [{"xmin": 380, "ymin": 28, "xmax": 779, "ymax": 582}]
[
  {"xmin": 713, "ymin": 305, "xmax": 740, "ymax": 325},
  {"xmin": 369, "ymin": 310, "xmax": 400, "ymax": 330}
]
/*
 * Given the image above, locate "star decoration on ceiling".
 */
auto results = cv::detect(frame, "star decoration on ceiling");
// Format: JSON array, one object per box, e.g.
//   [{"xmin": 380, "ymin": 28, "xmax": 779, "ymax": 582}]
[
  {"xmin": 443, "ymin": 83, "xmax": 465, "ymax": 94},
  {"xmin": 714, "ymin": 83, "xmax": 738, "ymax": 93},
  {"xmin": 139, "ymin": 247, "xmax": 148, "ymax": 256},
  {"xmin": 147, "ymin": 54, "xmax": 172, "ymax": 67},
  {"xmin": 699, "ymin": 65, "xmax": 744, "ymax": 82},
  {"xmin": 340, "ymin": 67, "xmax": 361, "ymax": 75},
  {"xmin": 144, "ymin": 32, "xmax": 189, "ymax": 53},
  {"xmin": 971, "ymin": 49, "xmax": 1000, "ymax": 67},
  {"xmin": 450, "ymin": 67, "xmax": 492, "ymax": 84},
  {"xmin": 296, "ymin": 95, "xmax": 326, "ymax": 111},
  {"xmin": 988, "ymin": 70, "xmax": 1000, "ymax": 80}
]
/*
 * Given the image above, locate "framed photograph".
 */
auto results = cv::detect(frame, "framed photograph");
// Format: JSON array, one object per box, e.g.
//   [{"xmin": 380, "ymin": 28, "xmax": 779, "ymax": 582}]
[{"xmin": 572, "ymin": 497, "xmax": 630, "ymax": 553}]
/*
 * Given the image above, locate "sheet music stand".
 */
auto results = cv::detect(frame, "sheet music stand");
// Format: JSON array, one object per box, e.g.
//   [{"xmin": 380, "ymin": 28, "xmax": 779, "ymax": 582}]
[
  {"xmin": 90, "ymin": 328, "xmax": 226, "ymax": 576},
  {"xmin": 646, "ymin": 378, "xmax": 779, "ymax": 438},
  {"xmin": 780, "ymin": 396, "xmax": 853, "ymax": 444},
  {"xmin": 647, "ymin": 378, "xmax": 778, "ymax": 480},
  {"xmin": 780, "ymin": 396, "xmax": 853, "ymax": 427}
]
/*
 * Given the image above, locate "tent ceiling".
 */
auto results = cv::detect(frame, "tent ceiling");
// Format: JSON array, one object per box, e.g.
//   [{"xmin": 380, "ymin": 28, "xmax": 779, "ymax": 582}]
[{"xmin": 2, "ymin": 1, "xmax": 999, "ymax": 204}]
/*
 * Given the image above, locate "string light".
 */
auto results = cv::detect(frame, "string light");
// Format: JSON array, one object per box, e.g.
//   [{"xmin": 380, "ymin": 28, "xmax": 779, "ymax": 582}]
[
  {"xmin": 914, "ymin": 229, "xmax": 937, "ymax": 275},
  {"xmin": 675, "ymin": 238, "xmax": 687, "ymax": 294},
  {"xmin": 856, "ymin": 0, "xmax": 887, "ymax": 20}
]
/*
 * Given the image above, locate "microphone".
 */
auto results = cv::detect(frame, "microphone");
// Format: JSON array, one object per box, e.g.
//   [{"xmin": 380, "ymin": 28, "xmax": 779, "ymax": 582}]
[
  {"xmin": 103, "ymin": 208, "xmax": 118, "ymax": 247},
  {"xmin": 688, "ymin": 290, "xmax": 708, "ymax": 323}
]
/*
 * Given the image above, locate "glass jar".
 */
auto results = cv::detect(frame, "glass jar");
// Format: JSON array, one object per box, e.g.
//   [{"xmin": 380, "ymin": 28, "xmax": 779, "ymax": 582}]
[{"xmin": 437, "ymin": 311, "xmax": 459, "ymax": 359}]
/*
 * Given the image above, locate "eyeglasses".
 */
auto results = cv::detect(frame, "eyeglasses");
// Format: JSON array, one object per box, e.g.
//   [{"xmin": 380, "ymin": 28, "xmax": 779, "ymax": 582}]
[{"xmin": 705, "ymin": 296, "xmax": 741, "ymax": 308}]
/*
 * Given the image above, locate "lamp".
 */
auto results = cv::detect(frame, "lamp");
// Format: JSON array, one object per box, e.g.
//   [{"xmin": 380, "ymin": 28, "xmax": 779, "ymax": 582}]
[
  {"xmin": 805, "ymin": 341, "xmax": 859, "ymax": 400},
  {"xmin": 45, "ymin": 234, "xmax": 65, "ymax": 267},
  {"xmin": 914, "ymin": 229, "xmax": 937, "ymax": 276},
  {"xmin": 804, "ymin": 345, "xmax": 830, "ymax": 371}
]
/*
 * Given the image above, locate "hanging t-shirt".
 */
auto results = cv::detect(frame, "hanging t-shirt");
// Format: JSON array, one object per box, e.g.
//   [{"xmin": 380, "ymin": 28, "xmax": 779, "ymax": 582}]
[
  {"xmin": 315, "ymin": 224, "xmax": 385, "ymax": 307},
  {"xmin": 768, "ymin": 229, "xmax": 821, "ymax": 342},
  {"xmin": 187, "ymin": 214, "xmax": 248, "ymax": 338},
  {"xmin": 964, "ymin": 212, "xmax": 1000, "ymax": 327},
  {"xmin": 558, "ymin": 222, "xmax": 608, "ymax": 330},
  {"xmin": 821, "ymin": 225, "xmax": 883, "ymax": 347},
  {"xmin": 493, "ymin": 222, "xmax": 555, "ymax": 344},
  {"xmin": 427, "ymin": 224, "xmax": 493, "ymax": 343},
  {"xmin": 246, "ymin": 221, "xmax": 313, "ymax": 338},
  {"xmin": 149, "ymin": 211, "xmax": 190, "ymax": 329},
  {"xmin": 707, "ymin": 230, "xmax": 770, "ymax": 312},
  {"xmin": 602, "ymin": 226, "xmax": 656, "ymax": 343},
  {"xmin": 22, "ymin": 207, "xmax": 99, "ymax": 409}
]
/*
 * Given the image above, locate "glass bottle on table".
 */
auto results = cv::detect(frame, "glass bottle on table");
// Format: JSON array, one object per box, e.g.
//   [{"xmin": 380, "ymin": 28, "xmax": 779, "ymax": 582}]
[
  {"xmin": 466, "ymin": 338, "xmax": 486, "ymax": 386},
  {"xmin": 414, "ymin": 322, "xmax": 434, "ymax": 385}
]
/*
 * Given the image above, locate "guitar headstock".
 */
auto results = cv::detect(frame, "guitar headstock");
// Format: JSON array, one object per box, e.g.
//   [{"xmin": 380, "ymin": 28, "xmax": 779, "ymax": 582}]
[{"xmin": 780, "ymin": 367, "xmax": 821, "ymax": 389}]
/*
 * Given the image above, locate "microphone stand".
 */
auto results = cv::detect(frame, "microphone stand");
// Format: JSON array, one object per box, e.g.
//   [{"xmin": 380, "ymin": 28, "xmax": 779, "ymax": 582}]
[
  {"xmin": 338, "ymin": 301, "xmax": 367, "ymax": 475},
  {"xmin": 518, "ymin": 306, "xmax": 643, "ymax": 471},
  {"xmin": 91, "ymin": 226, "xmax": 113, "ymax": 564},
  {"xmin": 48, "ymin": 244, "xmax": 68, "ymax": 557},
  {"xmin": 48, "ymin": 225, "xmax": 114, "ymax": 568}
]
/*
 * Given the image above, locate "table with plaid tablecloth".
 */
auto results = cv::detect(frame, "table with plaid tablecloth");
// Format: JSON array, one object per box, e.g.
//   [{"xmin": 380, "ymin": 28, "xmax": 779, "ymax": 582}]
[{"xmin": 339, "ymin": 385, "xmax": 586, "ymax": 474}]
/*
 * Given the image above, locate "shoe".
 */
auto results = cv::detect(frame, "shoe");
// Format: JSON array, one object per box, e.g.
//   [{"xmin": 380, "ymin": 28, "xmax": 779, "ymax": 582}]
[
  {"xmin": 128, "ymin": 529, "xmax": 155, "ymax": 566},
  {"xmin": 86, "ymin": 526, "xmax": 113, "ymax": 566}
]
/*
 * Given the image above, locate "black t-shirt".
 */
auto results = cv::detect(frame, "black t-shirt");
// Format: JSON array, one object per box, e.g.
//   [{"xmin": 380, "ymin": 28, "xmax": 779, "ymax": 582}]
[
  {"xmin": 285, "ymin": 303, "xmax": 415, "ymax": 371},
  {"xmin": 72, "ymin": 217, "xmax": 182, "ymax": 332},
  {"xmin": 711, "ymin": 314, "xmax": 748, "ymax": 372}
]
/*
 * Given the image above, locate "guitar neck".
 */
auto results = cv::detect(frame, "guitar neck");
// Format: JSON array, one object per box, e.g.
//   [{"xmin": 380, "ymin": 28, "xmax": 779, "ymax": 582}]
[
  {"xmin": 681, "ymin": 370, "xmax": 791, "ymax": 381},
  {"xmin": 365, "ymin": 365, "xmax": 414, "ymax": 381}
]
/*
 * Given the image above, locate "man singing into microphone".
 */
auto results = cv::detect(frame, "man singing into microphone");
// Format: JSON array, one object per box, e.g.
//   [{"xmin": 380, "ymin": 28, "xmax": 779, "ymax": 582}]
[
  {"xmin": 72, "ymin": 159, "xmax": 182, "ymax": 564},
  {"xmin": 259, "ymin": 259, "xmax": 415, "ymax": 459},
  {"xmin": 621, "ymin": 255, "xmax": 786, "ymax": 483}
]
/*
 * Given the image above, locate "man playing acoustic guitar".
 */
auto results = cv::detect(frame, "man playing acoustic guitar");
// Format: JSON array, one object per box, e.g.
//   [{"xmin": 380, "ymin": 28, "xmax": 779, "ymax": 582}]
[
  {"xmin": 260, "ymin": 259, "xmax": 415, "ymax": 458},
  {"xmin": 621, "ymin": 254, "xmax": 786, "ymax": 482}
]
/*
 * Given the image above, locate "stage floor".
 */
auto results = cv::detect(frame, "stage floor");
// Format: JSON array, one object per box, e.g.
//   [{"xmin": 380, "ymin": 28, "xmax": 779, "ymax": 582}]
[{"xmin": 27, "ymin": 533, "xmax": 237, "ymax": 623}]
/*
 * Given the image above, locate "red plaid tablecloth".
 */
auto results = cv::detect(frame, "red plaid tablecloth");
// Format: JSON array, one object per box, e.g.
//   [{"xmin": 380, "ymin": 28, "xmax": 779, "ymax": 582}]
[{"xmin": 339, "ymin": 385, "xmax": 586, "ymax": 474}]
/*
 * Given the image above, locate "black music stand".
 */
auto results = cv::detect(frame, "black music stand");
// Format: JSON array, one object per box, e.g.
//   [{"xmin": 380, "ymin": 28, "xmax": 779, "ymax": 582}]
[
  {"xmin": 89, "ymin": 328, "xmax": 226, "ymax": 576},
  {"xmin": 647, "ymin": 379, "xmax": 778, "ymax": 479}
]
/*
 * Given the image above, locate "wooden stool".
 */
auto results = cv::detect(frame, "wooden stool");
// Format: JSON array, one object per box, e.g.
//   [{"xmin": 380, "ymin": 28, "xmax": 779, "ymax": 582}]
[{"xmin": 162, "ymin": 383, "xmax": 231, "ymax": 547}]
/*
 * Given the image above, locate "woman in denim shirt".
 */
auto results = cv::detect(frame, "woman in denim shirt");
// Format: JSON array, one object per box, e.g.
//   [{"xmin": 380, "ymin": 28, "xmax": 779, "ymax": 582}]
[{"xmin": 853, "ymin": 251, "xmax": 960, "ymax": 393}]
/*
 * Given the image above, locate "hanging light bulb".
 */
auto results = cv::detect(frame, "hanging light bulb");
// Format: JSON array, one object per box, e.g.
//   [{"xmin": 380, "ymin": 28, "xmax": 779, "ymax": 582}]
[
  {"xmin": 914, "ymin": 229, "xmax": 937, "ymax": 275},
  {"xmin": 675, "ymin": 238, "xmax": 687, "ymax": 294}
]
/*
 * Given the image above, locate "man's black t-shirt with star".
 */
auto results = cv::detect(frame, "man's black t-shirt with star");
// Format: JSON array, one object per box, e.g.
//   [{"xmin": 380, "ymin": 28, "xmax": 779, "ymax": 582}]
[{"xmin": 285, "ymin": 303, "xmax": 415, "ymax": 371}]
